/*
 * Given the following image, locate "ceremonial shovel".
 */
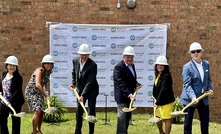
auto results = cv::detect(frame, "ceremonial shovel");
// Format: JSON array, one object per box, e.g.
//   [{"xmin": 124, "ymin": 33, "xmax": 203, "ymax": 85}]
[
  {"xmin": 44, "ymin": 99, "xmax": 57, "ymax": 114},
  {"xmin": 122, "ymin": 84, "xmax": 142, "ymax": 112},
  {"xmin": 148, "ymin": 96, "xmax": 161, "ymax": 123},
  {"xmin": 0, "ymin": 92, "xmax": 26, "ymax": 118},
  {"xmin": 70, "ymin": 87, "xmax": 97, "ymax": 123},
  {"xmin": 171, "ymin": 91, "xmax": 213, "ymax": 116}
]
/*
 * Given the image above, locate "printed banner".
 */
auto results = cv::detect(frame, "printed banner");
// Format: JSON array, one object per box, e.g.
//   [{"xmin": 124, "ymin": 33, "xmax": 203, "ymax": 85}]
[{"xmin": 49, "ymin": 24, "xmax": 167, "ymax": 107}]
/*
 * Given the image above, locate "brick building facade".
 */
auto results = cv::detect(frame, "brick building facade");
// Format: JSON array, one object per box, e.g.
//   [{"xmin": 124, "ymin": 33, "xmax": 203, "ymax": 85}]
[{"xmin": 1, "ymin": 0, "xmax": 221, "ymax": 123}]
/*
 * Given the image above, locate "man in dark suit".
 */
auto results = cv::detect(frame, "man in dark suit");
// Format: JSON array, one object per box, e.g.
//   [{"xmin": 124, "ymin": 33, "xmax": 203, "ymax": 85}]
[
  {"xmin": 113, "ymin": 46, "xmax": 140, "ymax": 134},
  {"xmin": 180, "ymin": 42, "xmax": 213, "ymax": 134},
  {"xmin": 71, "ymin": 43, "xmax": 99, "ymax": 134}
]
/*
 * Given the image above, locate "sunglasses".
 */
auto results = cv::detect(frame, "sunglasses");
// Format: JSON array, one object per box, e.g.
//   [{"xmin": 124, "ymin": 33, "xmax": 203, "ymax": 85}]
[{"xmin": 191, "ymin": 50, "xmax": 201, "ymax": 54}]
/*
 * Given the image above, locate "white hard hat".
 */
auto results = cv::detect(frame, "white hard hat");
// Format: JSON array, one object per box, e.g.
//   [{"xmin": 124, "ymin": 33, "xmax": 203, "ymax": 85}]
[
  {"xmin": 155, "ymin": 56, "xmax": 168, "ymax": 65},
  {"xmin": 189, "ymin": 42, "xmax": 204, "ymax": 53},
  {"xmin": 77, "ymin": 43, "xmax": 91, "ymax": 54},
  {"xmin": 4, "ymin": 56, "xmax": 19, "ymax": 66},
  {"xmin": 122, "ymin": 46, "xmax": 135, "ymax": 55},
  {"xmin": 41, "ymin": 54, "xmax": 54, "ymax": 63}
]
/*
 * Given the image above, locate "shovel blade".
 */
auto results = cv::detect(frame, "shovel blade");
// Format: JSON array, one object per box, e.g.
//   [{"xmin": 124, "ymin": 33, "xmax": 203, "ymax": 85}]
[
  {"xmin": 12, "ymin": 112, "xmax": 26, "ymax": 118},
  {"xmin": 148, "ymin": 117, "xmax": 161, "ymax": 123},
  {"xmin": 44, "ymin": 107, "xmax": 57, "ymax": 114},
  {"xmin": 85, "ymin": 115, "xmax": 98, "ymax": 123},
  {"xmin": 122, "ymin": 107, "xmax": 137, "ymax": 112},
  {"xmin": 171, "ymin": 111, "xmax": 187, "ymax": 116}
]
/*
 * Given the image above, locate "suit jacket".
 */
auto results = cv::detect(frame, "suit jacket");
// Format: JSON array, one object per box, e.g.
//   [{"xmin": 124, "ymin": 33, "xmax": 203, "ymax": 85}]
[
  {"xmin": 0, "ymin": 71, "xmax": 25, "ymax": 106},
  {"xmin": 153, "ymin": 72, "xmax": 175, "ymax": 106},
  {"xmin": 180, "ymin": 60, "xmax": 212, "ymax": 106},
  {"xmin": 113, "ymin": 60, "xmax": 137, "ymax": 103},
  {"xmin": 72, "ymin": 57, "xmax": 99, "ymax": 98}
]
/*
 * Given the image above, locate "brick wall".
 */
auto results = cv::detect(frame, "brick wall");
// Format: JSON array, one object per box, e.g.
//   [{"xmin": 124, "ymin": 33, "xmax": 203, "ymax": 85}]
[{"xmin": 1, "ymin": 0, "xmax": 221, "ymax": 123}]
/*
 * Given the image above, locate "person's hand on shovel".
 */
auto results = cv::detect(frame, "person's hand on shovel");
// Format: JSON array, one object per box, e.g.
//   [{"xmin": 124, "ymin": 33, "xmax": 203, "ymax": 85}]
[
  {"xmin": 129, "ymin": 94, "xmax": 135, "ymax": 101},
  {"xmin": 208, "ymin": 90, "xmax": 214, "ymax": 95},
  {"xmin": 78, "ymin": 96, "xmax": 84, "ymax": 103},
  {"xmin": 136, "ymin": 83, "xmax": 142, "ymax": 89},
  {"xmin": 191, "ymin": 97, "xmax": 198, "ymax": 104}
]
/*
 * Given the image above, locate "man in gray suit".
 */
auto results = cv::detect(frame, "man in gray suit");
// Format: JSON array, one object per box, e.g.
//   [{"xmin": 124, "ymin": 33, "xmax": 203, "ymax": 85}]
[
  {"xmin": 113, "ymin": 46, "xmax": 140, "ymax": 134},
  {"xmin": 180, "ymin": 42, "xmax": 213, "ymax": 134},
  {"xmin": 71, "ymin": 43, "xmax": 99, "ymax": 134}
]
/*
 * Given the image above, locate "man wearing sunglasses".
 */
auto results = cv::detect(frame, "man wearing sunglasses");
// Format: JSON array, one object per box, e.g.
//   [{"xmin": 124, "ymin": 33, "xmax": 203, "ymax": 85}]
[{"xmin": 180, "ymin": 42, "xmax": 213, "ymax": 134}]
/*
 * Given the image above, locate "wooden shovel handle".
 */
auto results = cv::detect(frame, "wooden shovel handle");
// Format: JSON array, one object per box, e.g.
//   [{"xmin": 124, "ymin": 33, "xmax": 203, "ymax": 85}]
[
  {"xmin": 0, "ymin": 92, "xmax": 17, "ymax": 115},
  {"xmin": 151, "ymin": 96, "xmax": 157, "ymax": 117},
  {"xmin": 70, "ymin": 87, "xmax": 88, "ymax": 116},
  {"xmin": 47, "ymin": 99, "xmax": 51, "ymax": 108},
  {"xmin": 182, "ymin": 91, "xmax": 213, "ymax": 112},
  {"xmin": 129, "ymin": 84, "xmax": 142, "ymax": 109}
]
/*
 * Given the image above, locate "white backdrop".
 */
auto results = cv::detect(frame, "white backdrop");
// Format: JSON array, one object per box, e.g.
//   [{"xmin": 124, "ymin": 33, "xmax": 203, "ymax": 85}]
[{"xmin": 49, "ymin": 23, "xmax": 167, "ymax": 107}]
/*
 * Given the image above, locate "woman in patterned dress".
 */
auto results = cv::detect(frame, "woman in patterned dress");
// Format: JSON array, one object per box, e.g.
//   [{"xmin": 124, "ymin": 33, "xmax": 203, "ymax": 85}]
[
  {"xmin": 25, "ymin": 54, "xmax": 54, "ymax": 134},
  {"xmin": 0, "ymin": 55, "xmax": 25, "ymax": 134}
]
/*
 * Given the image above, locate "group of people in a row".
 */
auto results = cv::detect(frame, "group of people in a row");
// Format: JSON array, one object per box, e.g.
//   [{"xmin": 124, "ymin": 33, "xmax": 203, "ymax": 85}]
[{"xmin": 0, "ymin": 42, "xmax": 213, "ymax": 134}]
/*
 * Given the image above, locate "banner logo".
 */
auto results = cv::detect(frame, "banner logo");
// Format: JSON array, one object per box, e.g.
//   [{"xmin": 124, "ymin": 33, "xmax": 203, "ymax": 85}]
[
  {"xmin": 53, "ymin": 67, "xmax": 58, "ymax": 73},
  {"xmin": 149, "ymin": 43, "xmax": 154, "ymax": 49},
  {"xmin": 148, "ymin": 75, "xmax": 154, "ymax": 81},
  {"xmin": 52, "ymin": 50, "xmax": 59, "ymax": 56},
  {"xmin": 91, "ymin": 51, "xmax": 97, "ymax": 57},
  {"xmin": 72, "ymin": 26, "xmax": 78, "ymax": 32},
  {"xmin": 91, "ymin": 35, "xmax": 97, "ymax": 41},
  {"xmin": 72, "ymin": 43, "xmax": 78, "ymax": 48},
  {"xmin": 53, "ymin": 34, "xmax": 59, "ymax": 40},
  {"xmin": 130, "ymin": 35, "xmax": 135, "ymax": 41},
  {"xmin": 149, "ymin": 26, "xmax": 155, "ymax": 32},
  {"xmin": 111, "ymin": 27, "xmax": 116, "ymax": 32},
  {"xmin": 148, "ymin": 59, "xmax": 154, "ymax": 65},
  {"xmin": 53, "ymin": 83, "xmax": 58, "ymax": 88},
  {"xmin": 111, "ymin": 43, "xmax": 116, "ymax": 49},
  {"xmin": 110, "ymin": 59, "xmax": 116, "ymax": 65}
]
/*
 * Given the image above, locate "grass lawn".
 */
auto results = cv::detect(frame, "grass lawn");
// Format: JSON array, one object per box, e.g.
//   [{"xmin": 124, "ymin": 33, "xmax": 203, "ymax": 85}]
[{"xmin": 7, "ymin": 112, "xmax": 221, "ymax": 134}]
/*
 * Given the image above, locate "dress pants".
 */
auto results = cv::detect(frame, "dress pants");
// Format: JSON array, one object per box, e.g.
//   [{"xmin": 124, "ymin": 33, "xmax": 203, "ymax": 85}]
[
  {"xmin": 184, "ymin": 100, "xmax": 209, "ymax": 134},
  {"xmin": 75, "ymin": 95, "xmax": 97, "ymax": 134},
  {"xmin": 116, "ymin": 103, "xmax": 131, "ymax": 134},
  {"xmin": 0, "ymin": 103, "xmax": 22, "ymax": 134}
]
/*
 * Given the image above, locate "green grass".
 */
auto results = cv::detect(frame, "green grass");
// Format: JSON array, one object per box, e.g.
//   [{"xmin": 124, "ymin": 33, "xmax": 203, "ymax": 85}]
[{"xmin": 7, "ymin": 112, "xmax": 221, "ymax": 134}]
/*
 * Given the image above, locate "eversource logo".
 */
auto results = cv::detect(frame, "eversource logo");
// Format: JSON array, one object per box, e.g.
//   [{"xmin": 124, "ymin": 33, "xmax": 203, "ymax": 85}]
[
  {"xmin": 130, "ymin": 35, "xmax": 135, "ymax": 41},
  {"xmin": 110, "ymin": 59, "xmax": 116, "ymax": 65},
  {"xmin": 91, "ymin": 35, "xmax": 97, "ymax": 41},
  {"xmin": 53, "ymin": 83, "xmax": 58, "ymax": 88},
  {"xmin": 148, "ymin": 91, "xmax": 153, "ymax": 96},
  {"xmin": 148, "ymin": 75, "xmax": 154, "ymax": 81},
  {"xmin": 149, "ymin": 43, "xmax": 154, "ymax": 49},
  {"xmin": 91, "ymin": 51, "xmax": 97, "ymax": 57},
  {"xmin": 53, "ymin": 67, "xmax": 58, "ymax": 73},
  {"xmin": 72, "ymin": 43, "xmax": 78, "ymax": 48},
  {"xmin": 52, "ymin": 50, "xmax": 59, "ymax": 56},
  {"xmin": 110, "ymin": 91, "xmax": 114, "ymax": 96},
  {"xmin": 148, "ymin": 59, "xmax": 154, "ymax": 65},
  {"xmin": 111, "ymin": 43, "xmax": 116, "ymax": 49},
  {"xmin": 111, "ymin": 27, "xmax": 116, "ymax": 32},
  {"xmin": 149, "ymin": 26, "xmax": 155, "ymax": 32},
  {"xmin": 53, "ymin": 34, "xmax": 59, "ymax": 40},
  {"xmin": 72, "ymin": 26, "xmax": 78, "ymax": 32}
]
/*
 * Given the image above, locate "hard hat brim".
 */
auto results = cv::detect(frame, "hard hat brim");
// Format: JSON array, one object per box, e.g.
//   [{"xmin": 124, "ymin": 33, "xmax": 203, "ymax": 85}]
[
  {"xmin": 41, "ymin": 61, "xmax": 54, "ymax": 63},
  {"xmin": 4, "ymin": 62, "xmax": 19, "ymax": 66},
  {"xmin": 122, "ymin": 53, "xmax": 135, "ymax": 56},
  {"xmin": 77, "ymin": 52, "xmax": 91, "ymax": 54},
  {"xmin": 188, "ymin": 48, "xmax": 204, "ymax": 53},
  {"xmin": 154, "ymin": 62, "xmax": 168, "ymax": 65}
]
